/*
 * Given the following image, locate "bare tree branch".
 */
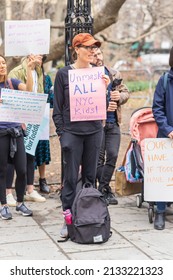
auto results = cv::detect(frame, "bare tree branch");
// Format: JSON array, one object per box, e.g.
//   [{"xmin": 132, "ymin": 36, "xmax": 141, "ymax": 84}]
[
  {"xmin": 93, "ymin": 0, "xmax": 126, "ymax": 33},
  {"xmin": 100, "ymin": 18, "xmax": 173, "ymax": 45}
]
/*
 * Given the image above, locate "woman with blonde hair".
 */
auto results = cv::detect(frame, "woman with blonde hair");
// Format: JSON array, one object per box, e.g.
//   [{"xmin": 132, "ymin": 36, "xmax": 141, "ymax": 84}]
[{"xmin": 0, "ymin": 54, "xmax": 33, "ymax": 220}]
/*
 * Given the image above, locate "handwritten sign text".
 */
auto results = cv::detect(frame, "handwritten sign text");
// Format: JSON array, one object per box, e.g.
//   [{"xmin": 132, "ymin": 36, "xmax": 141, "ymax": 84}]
[
  {"xmin": 68, "ymin": 66, "xmax": 106, "ymax": 121},
  {"xmin": 144, "ymin": 138, "xmax": 173, "ymax": 201}
]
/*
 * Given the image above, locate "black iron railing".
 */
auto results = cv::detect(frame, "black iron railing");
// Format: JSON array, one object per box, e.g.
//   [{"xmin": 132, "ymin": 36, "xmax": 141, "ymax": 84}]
[{"xmin": 65, "ymin": 0, "xmax": 93, "ymax": 65}]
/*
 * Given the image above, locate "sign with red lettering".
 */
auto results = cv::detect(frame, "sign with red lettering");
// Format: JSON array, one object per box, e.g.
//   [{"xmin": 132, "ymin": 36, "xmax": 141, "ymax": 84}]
[
  {"xmin": 144, "ymin": 138, "xmax": 173, "ymax": 201},
  {"xmin": 5, "ymin": 19, "xmax": 50, "ymax": 56},
  {"xmin": 68, "ymin": 66, "xmax": 106, "ymax": 121}
]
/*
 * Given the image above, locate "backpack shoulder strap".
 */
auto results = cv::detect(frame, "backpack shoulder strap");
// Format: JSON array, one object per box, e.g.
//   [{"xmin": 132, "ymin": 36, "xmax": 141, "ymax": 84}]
[
  {"xmin": 7, "ymin": 78, "xmax": 14, "ymax": 90},
  {"xmin": 163, "ymin": 72, "xmax": 169, "ymax": 91}
]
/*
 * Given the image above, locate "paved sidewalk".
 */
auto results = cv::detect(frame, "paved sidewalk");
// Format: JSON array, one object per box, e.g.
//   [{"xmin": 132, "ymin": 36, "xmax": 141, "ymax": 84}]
[{"xmin": 1, "ymin": 190, "xmax": 173, "ymax": 260}]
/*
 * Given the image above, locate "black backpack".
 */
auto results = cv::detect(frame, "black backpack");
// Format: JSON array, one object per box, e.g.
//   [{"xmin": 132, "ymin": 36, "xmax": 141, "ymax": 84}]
[{"xmin": 66, "ymin": 183, "xmax": 111, "ymax": 244}]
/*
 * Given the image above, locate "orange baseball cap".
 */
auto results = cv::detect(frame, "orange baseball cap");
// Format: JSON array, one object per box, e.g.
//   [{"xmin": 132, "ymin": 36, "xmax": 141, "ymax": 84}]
[{"xmin": 72, "ymin": 33, "xmax": 101, "ymax": 48}]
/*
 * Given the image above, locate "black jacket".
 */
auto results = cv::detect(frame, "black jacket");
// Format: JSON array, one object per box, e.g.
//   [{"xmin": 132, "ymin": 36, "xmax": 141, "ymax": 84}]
[{"xmin": 52, "ymin": 65, "xmax": 103, "ymax": 136}]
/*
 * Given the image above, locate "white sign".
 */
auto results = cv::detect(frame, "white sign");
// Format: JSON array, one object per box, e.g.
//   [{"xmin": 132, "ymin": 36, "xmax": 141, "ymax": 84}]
[
  {"xmin": 144, "ymin": 138, "xmax": 173, "ymax": 201},
  {"xmin": 38, "ymin": 103, "xmax": 50, "ymax": 140},
  {"xmin": 5, "ymin": 19, "xmax": 50, "ymax": 56},
  {"xmin": 0, "ymin": 88, "xmax": 48, "ymax": 124},
  {"xmin": 24, "ymin": 104, "xmax": 50, "ymax": 155}
]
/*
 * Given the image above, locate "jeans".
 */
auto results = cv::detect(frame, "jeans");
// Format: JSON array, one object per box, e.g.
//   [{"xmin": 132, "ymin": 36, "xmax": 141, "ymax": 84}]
[
  {"xmin": 97, "ymin": 122, "xmax": 120, "ymax": 192},
  {"xmin": 156, "ymin": 202, "xmax": 166, "ymax": 213}
]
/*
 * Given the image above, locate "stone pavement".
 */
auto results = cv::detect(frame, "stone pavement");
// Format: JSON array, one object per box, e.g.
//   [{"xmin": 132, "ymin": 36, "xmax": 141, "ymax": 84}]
[{"xmin": 1, "ymin": 189, "xmax": 173, "ymax": 260}]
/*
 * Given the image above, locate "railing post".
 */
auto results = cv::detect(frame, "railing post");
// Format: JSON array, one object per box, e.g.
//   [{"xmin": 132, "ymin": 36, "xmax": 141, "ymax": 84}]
[
  {"xmin": 65, "ymin": 0, "xmax": 93, "ymax": 65},
  {"xmin": 60, "ymin": 1, "xmax": 93, "ymax": 186}
]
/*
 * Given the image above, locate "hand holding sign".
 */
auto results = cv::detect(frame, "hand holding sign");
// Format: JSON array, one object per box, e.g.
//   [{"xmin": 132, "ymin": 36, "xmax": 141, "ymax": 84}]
[
  {"xmin": 101, "ymin": 74, "xmax": 110, "ymax": 87},
  {"xmin": 168, "ymin": 131, "xmax": 173, "ymax": 139}
]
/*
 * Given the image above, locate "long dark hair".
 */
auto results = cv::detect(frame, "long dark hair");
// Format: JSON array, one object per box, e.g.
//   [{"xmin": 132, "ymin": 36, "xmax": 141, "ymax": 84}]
[
  {"xmin": 0, "ymin": 54, "xmax": 8, "ymax": 86},
  {"xmin": 41, "ymin": 55, "xmax": 47, "ymax": 90},
  {"xmin": 169, "ymin": 47, "xmax": 173, "ymax": 68}
]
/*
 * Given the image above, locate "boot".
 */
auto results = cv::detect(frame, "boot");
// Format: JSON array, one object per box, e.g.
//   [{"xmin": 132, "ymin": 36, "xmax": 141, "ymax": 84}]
[
  {"xmin": 39, "ymin": 178, "xmax": 50, "ymax": 194},
  {"xmin": 154, "ymin": 212, "xmax": 165, "ymax": 230}
]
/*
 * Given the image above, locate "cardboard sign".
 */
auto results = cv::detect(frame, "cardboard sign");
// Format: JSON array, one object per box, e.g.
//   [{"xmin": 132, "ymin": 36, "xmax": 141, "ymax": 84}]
[
  {"xmin": 5, "ymin": 19, "xmax": 50, "ymax": 56},
  {"xmin": 68, "ymin": 66, "xmax": 106, "ymax": 121},
  {"xmin": 144, "ymin": 138, "xmax": 173, "ymax": 201},
  {"xmin": 0, "ymin": 89, "xmax": 48, "ymax": 124}
]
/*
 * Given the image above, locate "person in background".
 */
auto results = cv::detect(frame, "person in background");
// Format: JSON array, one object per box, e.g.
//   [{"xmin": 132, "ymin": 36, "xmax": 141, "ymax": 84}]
[
  {"xmin": 6, "ymin": 54, "xmax": 49, "ymax": 205},
  {"xmin": 34, "ymin": 56, "xmax": 54, "ymax": 194},
  {"xmin": 152, "ymin": 46, "xmax": 173, "ymax": 230},
  {"xmin": 0, "ymin": 54, "xmax": 33, "ymax": 219},
  {"xmin": 93, "ymin": 48, "xmax": 130, "ymax": 205},
  {"xmin": 52, "ymin": 33, "xmax": 110, "ymax": 238}
]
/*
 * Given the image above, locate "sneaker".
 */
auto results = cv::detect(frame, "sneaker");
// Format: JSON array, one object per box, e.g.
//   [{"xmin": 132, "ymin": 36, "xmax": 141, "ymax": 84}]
[
  {"xmin": 0, "ymin": 205, "xmax": 12, "ymax": 220},
  {"xmin": 60, "ymin": 221, "xmax": 68, "ymax": 238},
  {"xmin": 103, "ymin": 190, "xmax": 118, "ymax": 205},
  {"xmin": 24, "ymin": 190, "xmax": 46, "ymax": 202},
  {"xmin": 6, "ymin": 193, "xmax": 16, "ymax": 207},
  {"xmin": 16, "ymin": 203, "xmax": 33, "ymax": 216}
]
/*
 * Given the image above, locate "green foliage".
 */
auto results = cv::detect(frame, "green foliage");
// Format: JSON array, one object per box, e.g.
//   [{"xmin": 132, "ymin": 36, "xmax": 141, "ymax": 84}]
[
  {"xmin": 56, "ymin": 61, "xmax": 65, "ymax": 69},
  {"xmin": 126, "ymin": 81, "xmax": 156, "ymax": 92}
]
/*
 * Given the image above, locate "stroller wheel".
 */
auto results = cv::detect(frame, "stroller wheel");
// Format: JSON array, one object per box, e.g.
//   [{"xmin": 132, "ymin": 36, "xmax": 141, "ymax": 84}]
[
  {"xmin": 136, "ymin": 195, "xmax": 142, "ymax": 208},
  {"xmin": 148, "ymin": 207, "xmax": 154, "ymax": 223}
]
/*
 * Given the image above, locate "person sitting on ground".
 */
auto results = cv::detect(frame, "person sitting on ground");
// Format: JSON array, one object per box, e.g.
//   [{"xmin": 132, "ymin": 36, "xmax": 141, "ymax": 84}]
[{"xmin": 93, "ymin": 48, "xmax": 130, "ymax": 205}]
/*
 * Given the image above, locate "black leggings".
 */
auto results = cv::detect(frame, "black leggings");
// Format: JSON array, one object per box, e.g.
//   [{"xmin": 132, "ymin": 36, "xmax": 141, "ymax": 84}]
[
  {"xmin": 0, "ymin": 134, "xmax": 26, "ymax": 204},
  {"xmin": 6, "ymin": 154, "xmax": 35, "ymax": 188}
]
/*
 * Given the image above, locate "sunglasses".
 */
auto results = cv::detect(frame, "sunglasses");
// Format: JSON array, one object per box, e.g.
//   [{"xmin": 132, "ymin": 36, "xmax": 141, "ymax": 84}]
[{"xmin": 78, "ymin": 45, "xmax": 98, "ymax": 51}]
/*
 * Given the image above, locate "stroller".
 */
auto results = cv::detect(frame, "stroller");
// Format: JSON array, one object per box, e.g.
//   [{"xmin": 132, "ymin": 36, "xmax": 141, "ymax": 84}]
[{"xmin": 126, "ymin": 106, "xmax": 158, "ymax": 223}]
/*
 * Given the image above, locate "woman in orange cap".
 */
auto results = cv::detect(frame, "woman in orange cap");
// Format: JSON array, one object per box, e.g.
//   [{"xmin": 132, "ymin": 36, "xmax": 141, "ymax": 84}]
[{"xmin": 53, "ymin": 33, "xmax": 109, "ymax": 238}]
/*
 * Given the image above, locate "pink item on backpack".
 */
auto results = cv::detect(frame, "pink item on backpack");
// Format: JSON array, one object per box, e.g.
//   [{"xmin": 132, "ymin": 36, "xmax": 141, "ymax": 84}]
[{"xmin": 63, "ymin": 209, "xmax": 72, "ymax": 225}]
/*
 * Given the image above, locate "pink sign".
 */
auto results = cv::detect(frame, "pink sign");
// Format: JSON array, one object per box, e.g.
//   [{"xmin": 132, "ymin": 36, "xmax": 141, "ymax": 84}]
[{"xmin": 68, "ymin": 66, "xmax": 106, "ymax": 121}]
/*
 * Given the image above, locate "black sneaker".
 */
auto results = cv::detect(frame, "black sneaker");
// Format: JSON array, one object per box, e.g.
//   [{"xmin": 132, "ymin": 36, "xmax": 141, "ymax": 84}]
[
  {"xmin": 107, "ymin": 192, "xmax": 118, "ymax": 205},
  {"xmin": 0, "ymin": 205, "xmax": 12, "ymax": 220},
  {"xmin": 103, "ymin": 191, "xmax": 118, "ymax": 205},
  {"xmin": 16, "ymin": 203, "xmax": 33, "ymax": 216}
]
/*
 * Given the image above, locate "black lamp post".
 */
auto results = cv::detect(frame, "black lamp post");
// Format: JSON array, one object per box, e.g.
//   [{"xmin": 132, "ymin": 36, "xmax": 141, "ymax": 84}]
[
  {"xmin": 65, "ymin": 0, "xmax": 93, "ymax": 65},
  {"xmin": 60, "ymin": 1, "xmax": 93, "ymax": 186}
]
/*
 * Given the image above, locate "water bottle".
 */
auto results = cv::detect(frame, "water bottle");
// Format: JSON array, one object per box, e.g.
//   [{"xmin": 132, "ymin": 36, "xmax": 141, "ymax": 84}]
[{"xmin": 63, "ymin": 209, "xmax": 72, "ymax": 225}]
